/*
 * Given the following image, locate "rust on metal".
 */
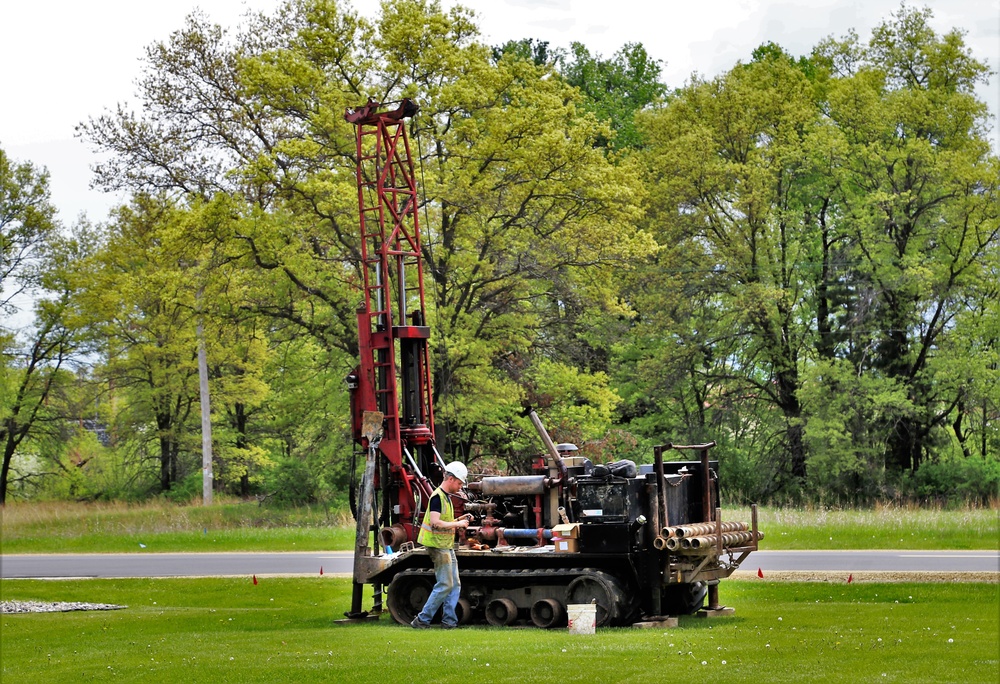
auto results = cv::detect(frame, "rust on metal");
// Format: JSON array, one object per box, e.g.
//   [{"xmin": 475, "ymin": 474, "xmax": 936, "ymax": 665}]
[{"xmin": 344, "ymin": 97, "xmax": 419, "ymax": 125}]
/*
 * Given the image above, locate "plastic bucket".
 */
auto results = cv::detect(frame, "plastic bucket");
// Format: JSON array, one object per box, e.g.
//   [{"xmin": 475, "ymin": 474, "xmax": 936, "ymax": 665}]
[{"xmin": 566, "ymin": 603, "xmax": 596, "ymax": 635}]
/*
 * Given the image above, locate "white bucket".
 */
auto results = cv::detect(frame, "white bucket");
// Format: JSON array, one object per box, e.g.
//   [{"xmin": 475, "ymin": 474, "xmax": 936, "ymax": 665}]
[{"xmin": 566, "ymin": 603, "xmax": 596, "ymax": 635}]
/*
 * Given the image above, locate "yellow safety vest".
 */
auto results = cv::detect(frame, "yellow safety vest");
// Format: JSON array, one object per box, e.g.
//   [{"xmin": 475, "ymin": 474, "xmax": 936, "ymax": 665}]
[{"xmin": 417, "ymin": 487, "xmax": 455, "ymax": 549}]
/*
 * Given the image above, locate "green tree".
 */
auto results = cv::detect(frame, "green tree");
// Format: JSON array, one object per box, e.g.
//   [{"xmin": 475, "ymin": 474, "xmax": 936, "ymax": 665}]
[
  {"xmin": 815, "ymin": 4, "xmax": 999, "ymax": 473},
  {"xmin": 492, "ymin": 38, "xmax": 555, "ymax": 67},
  {"xmin": 80, "ymin": 197, "xmax": 203, "ymax": 492},
  {"xmin": 76, "ymin": 195, "xmax": 275, "ymax": 495},
  {"xmin": 636, "ymin": 48, "xmax": 824, "ymax": 487},
  {"xmin": 627, "ymin": 6, "xmax": 999, "ymax": 501},
  {"xmin": 559, "ymin": 42, "xmax": 667, "ymax": 150},
  {"xmin": 81, "ymin": 0, "xmax": 654, "ymax": 469},
  {"xmin": 0, "ymin": 149, "xmax": 85, "ymax": 504},
  {"xmin": 1, "ymin": 149, "xmax": 57, "ymax": 315}
]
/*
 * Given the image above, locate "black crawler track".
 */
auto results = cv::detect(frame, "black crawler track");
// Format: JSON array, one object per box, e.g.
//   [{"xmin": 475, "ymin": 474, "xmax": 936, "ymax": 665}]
[{"xmin": 386, "ymin": 566, "xmax": 639, "ymax": 627}]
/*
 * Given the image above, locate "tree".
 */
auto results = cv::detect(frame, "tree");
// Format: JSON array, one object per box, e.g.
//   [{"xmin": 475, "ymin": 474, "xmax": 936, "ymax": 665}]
[
  {"xmin": 492, "ymin": 38, "xmax": 555, "ymax": 67},
  {"xmin": 1, "ymin": 149, "xmax": 57, "ymax": 315},
  {"xmin": 1, "ymin": 148, "xmax": 84, "ymax": 503},
  {"xmin": 815, "ymin": 4, "xmax": 999, "ymax": 473},
  {"xmin": 626, "ymin": 5, "xmax": 999, "ymax": 500},
  {"xmin": 81, "ymin": 0, "xmax": 654, "ymax": 468},
  {"xmin": 78, "ymin": 197, "xmax": 202, "ymax": 492},
  {"xmin": 635, "ymin": 48, "xmax": 825, "ymax": 487},
  {"xmin": 75, "ymin": 195, "xmax": 272, "ymax": 494},
  {"xmin": 559, "ymin": 42, "xmax": 668, "ymax": 150}
]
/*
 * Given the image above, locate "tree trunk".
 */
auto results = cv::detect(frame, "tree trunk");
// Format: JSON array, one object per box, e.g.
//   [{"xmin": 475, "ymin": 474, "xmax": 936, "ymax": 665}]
[
  {"xmin": 1, "ymin": 432, "xmax": 16, "ymax": 505},
  {"xmin": 953, "ymin": 397, "xmax": 972, "ymax": 460},
  {"xmin": 157, "ymin": 412, "xmax": 174, "ymax": 492},
  {"xmin": 775, "ymin": 364, "xmax": 806, "ymax": 479},
  {"xmin": 197, "ymin": 317, "xmax": 213, "ymax": 505},
  {"xmin": 886, "ymin": 418, "xmax": 919, "ymax": 472},
  {"xmin": 234, "ymin": 402, "xmax": 250, "ymax": 497},
  {"xmin": 815, "ymin": 200, "xmax": 836, "ymax": 361}
]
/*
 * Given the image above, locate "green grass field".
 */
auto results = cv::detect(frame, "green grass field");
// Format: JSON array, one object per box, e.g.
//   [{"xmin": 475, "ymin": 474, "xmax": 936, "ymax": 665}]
[
  {"xmin": 1, "ymin": 577, "xmax": 996, "ymax": 683},
  {"xmin": 2, "ymin": 500, "xmax": 998, "ymax": 554}
]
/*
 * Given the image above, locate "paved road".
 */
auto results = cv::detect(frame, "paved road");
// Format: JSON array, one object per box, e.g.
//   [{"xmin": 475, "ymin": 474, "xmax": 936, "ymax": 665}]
[
  {"xmin": 0, "ymin": 552, "xmax": 353, "ymax": 579},
  {"xmin": 1, "ymin": 550, "xmax": 997, "ymax": 579}
]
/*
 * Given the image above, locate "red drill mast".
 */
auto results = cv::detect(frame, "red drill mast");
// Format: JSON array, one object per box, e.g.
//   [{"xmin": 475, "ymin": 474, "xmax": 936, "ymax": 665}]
[{"xmin": 345, "ymin": 98, "xmax": 440, "ymax": 546}]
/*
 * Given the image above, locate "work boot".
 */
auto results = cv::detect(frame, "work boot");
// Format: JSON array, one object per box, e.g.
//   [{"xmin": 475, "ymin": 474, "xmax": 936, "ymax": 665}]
[{"xmin": 410, "ymin": 616, "xmax": 430, "ymax": 629}]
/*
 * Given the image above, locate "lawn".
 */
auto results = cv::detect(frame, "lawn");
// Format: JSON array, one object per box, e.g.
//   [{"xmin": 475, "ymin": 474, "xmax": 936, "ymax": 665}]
[
  {"xmin": 1, "ymin": 577, "xmax": 996, "ymax": 683},
  {"xmin": 2, "ymin": 500, "xmax": 997, "ymax": 554}
]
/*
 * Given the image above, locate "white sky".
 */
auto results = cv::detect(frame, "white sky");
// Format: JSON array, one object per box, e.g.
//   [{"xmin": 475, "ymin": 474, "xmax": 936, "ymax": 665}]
[{"xmin": 2, "ymin": 0, "xmax": 998, "ymax": 227}]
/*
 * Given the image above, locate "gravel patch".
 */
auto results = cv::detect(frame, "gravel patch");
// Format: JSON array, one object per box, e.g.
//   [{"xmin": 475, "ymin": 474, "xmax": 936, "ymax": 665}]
[{"xmin": 1, "ymin": 600, "xmax": 127, "ymax": 614}]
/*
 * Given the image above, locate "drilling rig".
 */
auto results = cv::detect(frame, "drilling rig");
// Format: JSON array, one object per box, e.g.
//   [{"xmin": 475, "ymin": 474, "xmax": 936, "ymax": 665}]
[{"xmin": 342, "ymin": 98, "xmax": 761, "ymax": 627}]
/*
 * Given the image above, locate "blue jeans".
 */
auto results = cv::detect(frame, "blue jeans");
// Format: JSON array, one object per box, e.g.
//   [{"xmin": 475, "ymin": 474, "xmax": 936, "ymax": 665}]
[{"xmin": 416, "ymin": 547, "xmax": 460, "ymax": 626}]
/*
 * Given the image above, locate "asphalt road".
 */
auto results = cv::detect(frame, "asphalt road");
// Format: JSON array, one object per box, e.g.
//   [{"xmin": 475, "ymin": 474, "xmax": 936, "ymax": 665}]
[{"xmin": 1, "ymin": 550, "xmax": 997, "ymax": 579}]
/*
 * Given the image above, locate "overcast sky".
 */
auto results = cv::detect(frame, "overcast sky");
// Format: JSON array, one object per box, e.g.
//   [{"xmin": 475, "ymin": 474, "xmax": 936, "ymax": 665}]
[{"xmin": 2, "ymin": 0, "xmax": 998, "ymax": 227}]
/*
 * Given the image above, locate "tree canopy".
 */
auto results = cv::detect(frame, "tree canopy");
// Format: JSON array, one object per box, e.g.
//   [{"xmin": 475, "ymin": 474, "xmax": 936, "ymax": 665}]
[{"xmin": 2, "ymin": 1, "xmax": 995, "ymax": 505}]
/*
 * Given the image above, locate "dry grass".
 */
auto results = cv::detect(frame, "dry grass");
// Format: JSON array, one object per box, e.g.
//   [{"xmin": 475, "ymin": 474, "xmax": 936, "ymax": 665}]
[{"xmin": 0, "ymin": 499, "xmax": 354, "ymax": 553}]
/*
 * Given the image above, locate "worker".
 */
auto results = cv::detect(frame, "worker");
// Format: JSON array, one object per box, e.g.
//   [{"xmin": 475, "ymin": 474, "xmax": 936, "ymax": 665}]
[{"xmin": 411, "ymin": 461, "xmax": 471, "ymax": 628}]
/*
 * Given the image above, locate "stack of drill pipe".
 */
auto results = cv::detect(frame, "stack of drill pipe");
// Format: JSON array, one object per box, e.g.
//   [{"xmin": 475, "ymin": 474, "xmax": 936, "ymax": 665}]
[
  {"xmin": 657, "ymin": 521, "xmax": 750, "ymax": 549},
  {"xmin": 661, "ymin": 521, "xmax": 749, "ymax": 539},
  {"xmin": 663, "ymin": 530, "xmax": 763, "ymax": 552}
]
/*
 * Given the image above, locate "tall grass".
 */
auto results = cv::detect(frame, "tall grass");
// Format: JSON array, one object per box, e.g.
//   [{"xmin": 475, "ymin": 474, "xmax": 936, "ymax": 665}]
[
  {"xmin": 2, "ymin": 499, "xmax": 351, "ymax": 531},
  {"xmin": 1, "ymin": 500, "xmax": 354, "ymax": 554},
  {"xmin": 726, "ymin": 502, "xmax": 1000, "ymax": 550}
]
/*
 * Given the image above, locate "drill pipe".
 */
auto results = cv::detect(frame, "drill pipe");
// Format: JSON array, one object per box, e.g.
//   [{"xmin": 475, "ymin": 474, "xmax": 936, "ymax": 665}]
[
  {"xmin": 662, "ymin": 530, "xmax": 763, "ymax": 551},
  {"xmin": 663, "ymin": 521, "xmax": 750, "ymax": 539},
  {"xmin": 684, "ymin": 531, "xmax": 764, "ymax": 550}
]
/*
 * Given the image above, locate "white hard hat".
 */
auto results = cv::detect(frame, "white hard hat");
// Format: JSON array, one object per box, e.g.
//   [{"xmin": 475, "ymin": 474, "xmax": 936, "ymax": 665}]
[{"xmin": 444, "ymin": 461, "xmax": 468, "ymax": 483}]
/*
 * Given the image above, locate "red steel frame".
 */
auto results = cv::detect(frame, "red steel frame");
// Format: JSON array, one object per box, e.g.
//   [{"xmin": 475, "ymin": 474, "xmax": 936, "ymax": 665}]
[{"xmin": 346, "ymin": 98, "xmax": 436, "ymax": 542}]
